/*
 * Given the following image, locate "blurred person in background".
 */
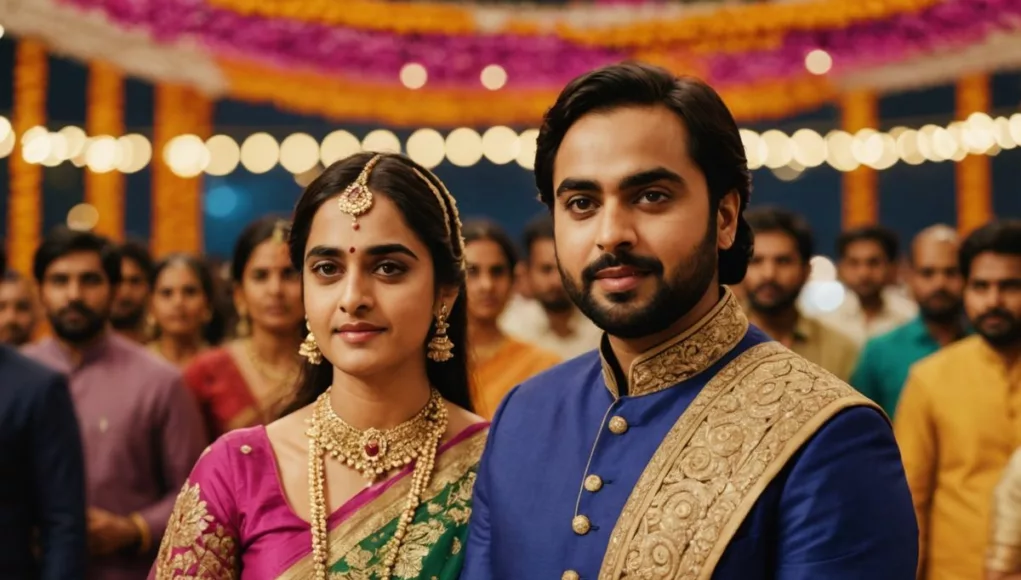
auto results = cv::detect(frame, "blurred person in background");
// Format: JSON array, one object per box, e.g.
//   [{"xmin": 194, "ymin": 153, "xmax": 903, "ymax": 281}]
[
  {"xmin": 146, "ymin": 254, "xmax": 223, "ymax": 368},
  {"xmin": 183, "ymin": 218, "xmax": 305, "ymax": 437},
  {"xmin": 851, "ymin": 225, "xmax": 968, "ymax": 417},
  {"xmin": 499, "ymin": 214, "xmax": 601, "ymax": 359},
  {"xmin": 0, "ymin": 269, "xmax": 40, "ymax": 345},
  {"xmin": 824, "ymin": 225, "xmax": 917, "ymax": 344},
  {"xmin": 110, "ymin": 240, "xmax": 153, "ymax": 344},
  {"xmin": 743, "ymin": 207, "xmax": 859, "ymax": 380},
  {"xmin": 463, "ymin": 219, "xmax": 561, "ymax": 419},
  {"xmin": 0, "ymin": 248, "xmax": 87, "ymax": 580},
  {"xmin": 895, "ymin": 219, "xmax": 1021, "ymax": 580},
  {"xmin": 987, "ymin": 447, "xmax": 1021, "ymax": 580},
  {"xmin": 21, "ymin": 228, "xmax": 207, "ymax": 580}
]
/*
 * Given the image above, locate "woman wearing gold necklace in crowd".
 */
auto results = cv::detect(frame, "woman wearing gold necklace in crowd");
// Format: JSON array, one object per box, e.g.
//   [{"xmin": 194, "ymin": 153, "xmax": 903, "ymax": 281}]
[
  {"xmin": 146, "ymin": 253, "xmax": 223, "ymax": 368},
  {"xmin": 153, "ymin": 152, "xmax": 487, "ymax": 580},
  {"xmin": 182, "ymin": 217, "xmax": 306, "ymax": 438}
]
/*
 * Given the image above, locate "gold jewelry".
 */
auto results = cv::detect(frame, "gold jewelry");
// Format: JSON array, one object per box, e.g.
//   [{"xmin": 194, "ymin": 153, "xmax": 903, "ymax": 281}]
[
  {"xmin": 411, "ymin": 167, "xmax": 466, "ymax": 271},
  {"xmin": 337, "ymin": 154, "xmax": 382, "ymax": 229},
  {"xmin": 307, "ymin": 388, "xmax": 447, "ymax": 580},
  {"xmin": 427, "ymin": 303, "xmax": 454, "ymax": 362},
  {"xmin": 244, "ymin": 339, "xmax": 300, "ymax": 388},
  {"xmin": 235, "ymin": 307, "xmax": 250, "ymax": 338},
  {"xmin": 299, "ymin": 320, "xmax": 323, "ymax": 365},
  {"xmin": 271, "ymin": 220, "xmax": 289, "ymax": 244}
]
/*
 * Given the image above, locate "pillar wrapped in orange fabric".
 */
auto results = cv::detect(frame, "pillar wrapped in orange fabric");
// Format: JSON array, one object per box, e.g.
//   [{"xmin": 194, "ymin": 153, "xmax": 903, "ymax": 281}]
[
  {"xmin": 955, "ymin": 74, "xmax": 992, "ymax": 236},
  {"xmin": 841, "ymin": 90, "xmax": 878, "ymax": 228},
  {"xmin": 85, "ymin": 61, "xmax": 125, "ymax": 242},
  {"xmin": 6, "ymin": 39, "xmax": 47, "ymax": 274},
  {"xmin": 151, "ymin": 83, "xmax": 212, "ymax": 257}
]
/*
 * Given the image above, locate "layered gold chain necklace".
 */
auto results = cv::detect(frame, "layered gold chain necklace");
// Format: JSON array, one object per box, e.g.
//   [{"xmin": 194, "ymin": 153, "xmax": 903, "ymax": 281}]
[{"xmin": 306, "ymin": 388, "xmax": 447, "ymax": 580}]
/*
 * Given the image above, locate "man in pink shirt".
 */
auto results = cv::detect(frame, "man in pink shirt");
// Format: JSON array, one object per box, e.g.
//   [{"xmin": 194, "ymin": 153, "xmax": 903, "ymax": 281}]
[{"xmin": 22, "ymin": 228, "xmax": 208, "ymax": 580}]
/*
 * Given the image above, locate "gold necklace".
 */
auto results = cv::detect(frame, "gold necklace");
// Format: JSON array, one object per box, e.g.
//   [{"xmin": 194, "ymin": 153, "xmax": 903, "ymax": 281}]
[
  {"xmin": 307, "ymin": 388, "xmax": 447, "ymax": 580},
  {"xmin": 244, "ymin": 339, "xmax": 300, "ymax": 385}
]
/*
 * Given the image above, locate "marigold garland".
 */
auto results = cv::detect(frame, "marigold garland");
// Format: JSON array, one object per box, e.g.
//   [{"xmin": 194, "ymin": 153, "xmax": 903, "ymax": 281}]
[
  {"xmin": 220, "ymin": 57, "xmax": 836, "ymax": 128},
  {"xmin": 86, "ymin": 60, "xmax": 125, "ymax": 242},
  {"xmin": 956, "ymin": 74, "xmax": 991, "ymax": 236},
  {"xmin": 841, "ymin": 90, "xmax": 878, "ymax": 228},
  {"xmin": 7, "ymin": 39, "xmax": 47, "ymax": 275},
  {"xmin": 205, "ymin": 0, "xmax": 941, "ymax": 49},
  {"xmin": 151, "ymin": 83, "xmax": 211, "ymax": 258}
]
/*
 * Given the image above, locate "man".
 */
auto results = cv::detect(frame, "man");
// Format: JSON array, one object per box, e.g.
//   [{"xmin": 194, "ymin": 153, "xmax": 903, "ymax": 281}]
[
  {"xmin": 0, "ymin": 269, "xmax": 40, "ymax": 345},
  {"xmin": 851, "ymin": 225, "xmax": 968, "ymax": 417},
  {"xmin": 110, "ymin": 240, "xmax": 152, "ymax": 343},
  {"xmin": 824, "ymin": 226, "xmax": 918, "ymax": 344},
  {"xmin": 0, "ymin": 249, "xmax": 87, "ymax": 580},
  {"xmin": 22, "ymin": 228, "xmax": 207, "ymax": 580},
  {"xmin": 896, "ymin": 219, "xmax": 1021, "ymax": 580},
  {"xmin": 742, "ymin": 206, "xmax": 860, "ymax": 381},
  {"xmin": 460, "ymin": 63, "xmax": 917, "ymax": 579},
  {"xmin": 500, "ymin": 215, "xmax": 602, "ymax": 359}
]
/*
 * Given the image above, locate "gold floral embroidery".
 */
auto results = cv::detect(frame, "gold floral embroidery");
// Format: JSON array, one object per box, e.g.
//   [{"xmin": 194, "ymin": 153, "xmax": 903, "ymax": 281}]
[
  {"xmin": 451, "ymin": 537, "xmax": 462, "ymax": 556},
  {"xmin": 599, "ymin": 342, "xmax": 881, "ymax": 580},
  {"xmin": 155, "ymin": 481, "xmax": 239, "ymax": 580},
  {"xmin": 601, "ymin": 288, "xmax": 748, "ymax": 398}
]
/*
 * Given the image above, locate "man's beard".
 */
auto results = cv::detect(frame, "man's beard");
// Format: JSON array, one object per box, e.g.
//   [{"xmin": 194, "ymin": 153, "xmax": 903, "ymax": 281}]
[
  {"xmin": 747, "ymin": 283, "xmax": 801, "ymax": 316},
  {"xmin": 559, "ymin": 230, "xmax": 717, "ymax": 340},
  {"xmin": 537, "ymin": 293, "xmax": 574, "ymax": 314},
  {"xmin": 0, "ymin": 323, "xmax": 31, "ymax": 346},
  {"xmin": 972, "ymin": 308, "xmax": 1021, "ymax": 348},
  {"xmin": 110, "ymin": 303, "xmax": 145, "ymax": 331},
  {"xmin": 918, "ymin": 291, "xmax": 963, "ymax": 325},
  {"xmin": 49, "ymin": 301, "xmax": 108, "ymax": 343}
]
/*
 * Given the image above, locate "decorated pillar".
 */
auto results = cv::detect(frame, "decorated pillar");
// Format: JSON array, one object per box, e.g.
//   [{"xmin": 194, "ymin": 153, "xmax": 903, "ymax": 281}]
[
  {"xmin": 841, "ymin": 90, "xmax": 878, "ymax": 228},
  {"xmin": 151, "ymin": 84, "xmax": 212, "ymax": 257},
  {"xmin": 956, "ymin": 74, "xmax": 992, "ymax": 236},
  {"xmin": 7, "ymin": 39, "xmax": 48, "ymax": 274},
  {"xmin": 86, "ymin": 61, "xmax": 126, "ymax": 241}
]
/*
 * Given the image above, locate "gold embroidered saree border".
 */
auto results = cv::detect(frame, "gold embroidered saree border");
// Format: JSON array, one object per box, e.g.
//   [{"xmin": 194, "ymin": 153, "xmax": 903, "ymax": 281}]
[
  {"xmin": 598, "ymin": 342, "xmax": 881, "ymax": 580},
  {"xmin": 277, "ymin": 427, "xmax": 488, "ymax": 580}
]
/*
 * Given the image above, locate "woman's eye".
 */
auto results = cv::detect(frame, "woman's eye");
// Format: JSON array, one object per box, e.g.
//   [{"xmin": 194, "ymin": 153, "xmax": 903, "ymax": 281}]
[
  {"xmin": 376, "ymin": 262, "xmax": 406, "ymax": 276},
  {"xmin": 311, "ymin": 263, "xmax": 338, "ymax": 277}
]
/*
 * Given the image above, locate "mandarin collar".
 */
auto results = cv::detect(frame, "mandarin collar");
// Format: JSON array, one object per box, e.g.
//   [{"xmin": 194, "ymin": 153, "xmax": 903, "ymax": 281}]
[{"xmin": 599, "ymin": 287, "xmax": 749, "ymax": 398}]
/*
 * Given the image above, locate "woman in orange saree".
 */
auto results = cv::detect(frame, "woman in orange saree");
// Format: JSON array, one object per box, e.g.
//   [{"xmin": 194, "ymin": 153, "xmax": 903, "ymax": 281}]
[
  {"xmin": 153, "ymin": 152, "xmax": 487, "ymax": 579},
  {"xmin": 183, "ymin": 218, "xmax": 305, "ymax": 437}
]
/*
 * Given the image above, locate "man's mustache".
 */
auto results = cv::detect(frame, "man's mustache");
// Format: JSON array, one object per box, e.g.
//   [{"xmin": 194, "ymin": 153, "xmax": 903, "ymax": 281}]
[
  {"xmin": 976, "ymin": 308, "xmax": 1016, "ymax": 325},
  {"xmin": 58, "ymin": 301, "xmax": 97, "ymax": 319},
  {"xmin": 581, "ymin": 251, "xmax": 664, "ymax": 285}
]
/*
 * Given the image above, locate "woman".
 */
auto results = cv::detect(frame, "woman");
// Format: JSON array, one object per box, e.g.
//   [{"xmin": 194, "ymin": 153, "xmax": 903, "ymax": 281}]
[
  {"xmin": 462, "ymin": 220, "xmax": 560, "ymax": 419},
  {"xmin": 147, "ymin": 254, "xmax": 222, "ymax": 368},
  {"xmin": 153, "ymin": 153, "xmax": 487, "ymax": 579},
  {"xmin": 183, "ymin": 218, "xmax": 306, "ymax": 437}
]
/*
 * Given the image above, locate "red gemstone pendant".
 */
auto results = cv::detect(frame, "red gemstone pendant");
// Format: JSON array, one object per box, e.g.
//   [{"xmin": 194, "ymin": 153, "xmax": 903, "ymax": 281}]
[{"xmin": 365, "ymin": 441, "xmax": 380, "ymax": 457}]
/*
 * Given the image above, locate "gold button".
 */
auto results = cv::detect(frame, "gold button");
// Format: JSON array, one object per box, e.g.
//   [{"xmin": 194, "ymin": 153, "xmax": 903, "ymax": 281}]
[
  {"xmin": 608, "ymin": 415, "xmax": 628, "ymax": 435},
  {"xmin": 572, "ymin": 515, "xmax": 591, "ymax": 535},
  {"xmin": 98, "ymin": 418, "xmax": 109, "ymax": 433},
  {"xmin": 240, "ymin": 445, "xmax": 252, "ymax": 455},
  {"xmin": 584, "ymin": 474, "xmax": 603, "ymax": 492},
  {"xmin": 562, "ymin": 571, "xmax": 580, "ymax": 580}
]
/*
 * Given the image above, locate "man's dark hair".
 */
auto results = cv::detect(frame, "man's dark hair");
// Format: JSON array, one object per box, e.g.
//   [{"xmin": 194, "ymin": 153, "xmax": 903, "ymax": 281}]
[
  {"xmin": 836, "ymin": 226, "xmax": 900, "ymax": 262},
  {"xmin": 119, "ymin": 238, "xmax": 154, "ymax": 281},
  {"xmin": 522, "ymin": 214, "xmax": 554, "ymax": 262},
  {"xmin": 33, "ymin": 228, "xmax": 122, "ymax": 285},
  {"xmin": 0, "ymin": 247, "xmax": 5, "ymax": 276},
  {"xmin": 959, "ymin": 219, "xmax": 1021, "ymax": 279},
  {"xmin": 745, "ymin": 206, "xmax": 815, "ymax": 263},
  {"xmin": 533, "ymin": 61, "xmax": 754, "ymax": 285}
]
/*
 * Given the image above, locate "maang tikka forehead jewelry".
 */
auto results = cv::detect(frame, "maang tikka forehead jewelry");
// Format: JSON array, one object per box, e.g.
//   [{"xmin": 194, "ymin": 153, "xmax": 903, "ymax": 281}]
[{"xmin": 337, "ymin": 154, "xmax": 383, "ymax": 230}]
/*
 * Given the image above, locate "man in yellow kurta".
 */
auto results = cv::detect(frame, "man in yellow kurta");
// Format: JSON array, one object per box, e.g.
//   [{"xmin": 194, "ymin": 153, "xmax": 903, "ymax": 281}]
[{"xmin": 895, "ymin": 219, "xmax": 1021, "ymax": 580}]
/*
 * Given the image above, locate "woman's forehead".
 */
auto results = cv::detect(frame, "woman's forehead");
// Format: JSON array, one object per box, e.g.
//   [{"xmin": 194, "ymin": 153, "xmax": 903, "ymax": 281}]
[{"xmin": 307, "ymin": 192, "xmax": 425, "ymax": 252}]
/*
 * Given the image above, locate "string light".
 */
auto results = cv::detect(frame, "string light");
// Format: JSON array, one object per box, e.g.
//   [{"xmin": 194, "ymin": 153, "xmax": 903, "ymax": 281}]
[
  {"xmin": 480, "ymin": 65, "xmax": 508, "ymax": 91},
  {"xmin": 805, "ymin": 49, "xmax": 833, "ymax": 75},
  {"xmin": 400, "ymin": 63, "xmax": 428, "ymax": 90}
]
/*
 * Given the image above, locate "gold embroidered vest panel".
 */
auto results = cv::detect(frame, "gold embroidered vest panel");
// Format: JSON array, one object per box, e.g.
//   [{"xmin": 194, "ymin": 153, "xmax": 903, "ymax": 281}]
[{"xmin": 598, "ymin": 341, "xmax": 882, "ymax": 580}]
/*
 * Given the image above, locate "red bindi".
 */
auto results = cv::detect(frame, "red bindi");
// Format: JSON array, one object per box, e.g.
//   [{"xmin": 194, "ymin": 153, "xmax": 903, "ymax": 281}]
[{"xmin": 349, "ymin": 247, "xmax": 356, "ymax": 254}]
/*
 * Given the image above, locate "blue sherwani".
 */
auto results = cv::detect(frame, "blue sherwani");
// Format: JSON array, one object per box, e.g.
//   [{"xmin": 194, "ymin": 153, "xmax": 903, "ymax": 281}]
[
  {"xmin": 461, "ymin": 290, "xmax": 917, "ymax": 580},
  {"xmin": 0, "ymin": 345, "xmax": 87, "ymax": 580}
]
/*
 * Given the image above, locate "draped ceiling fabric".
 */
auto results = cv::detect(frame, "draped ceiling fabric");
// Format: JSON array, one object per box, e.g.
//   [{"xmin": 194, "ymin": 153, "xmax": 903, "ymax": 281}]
[{"xmin": 2, "ymin": 0, "xmax": 1019, "ymax": 127}]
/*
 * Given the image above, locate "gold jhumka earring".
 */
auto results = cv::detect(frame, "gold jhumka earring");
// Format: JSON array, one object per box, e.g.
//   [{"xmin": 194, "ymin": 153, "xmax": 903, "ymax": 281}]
[
  {"xmin": 427, "ymin": 303, "xmax": 454, "ymax": 362},
  {"xmin": 299, "ymin": 320, "xmax": 322, "ymax": 365},
  {"xmin": 235, "ymin": 307, "xmax": 250, "ymax": 338}
]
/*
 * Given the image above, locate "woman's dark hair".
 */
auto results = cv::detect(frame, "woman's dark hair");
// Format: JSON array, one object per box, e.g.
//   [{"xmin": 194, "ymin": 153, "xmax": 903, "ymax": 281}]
[
  {"xmin": 231, "ymin": 217, "xmax": 292, "ymax": 283},
  {"xmin": 282, "ymin": 152, "xmax": 471, "ymax": 414},
  {"xmin": 534, "ymin": 61, "xmax": 754, "ymax": 285},
  {"xmin": 151, "ymin": 253, "xmax": 226, "ymax": 345},
  {"xmin": 462, "ymin": 219, "xmax": 519, "ymax": 272}
]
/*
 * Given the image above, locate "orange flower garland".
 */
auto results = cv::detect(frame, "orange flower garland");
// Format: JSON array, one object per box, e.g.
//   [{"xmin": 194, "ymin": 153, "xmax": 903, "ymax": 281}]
[
  {"xmin": 220, "ymin": 57, "xmax": 837, "ymax": 128},
  {"xmin": 86, "ymin": 61, "xmax": 126, "ymax": 242},
  {"xmin": 206, "ymin": 0, "xmax": 940, "ymax": 49},
  {"xmin": 956, "ymin": 74, "xmax": 991, "ymax": 236},
  {"xmin": 841, "ymin": 90, "xmax": 878, "ymax": 228},
  {"xmin": 7, "ymin": 39, "xmax": 47, "ymax": 275},
  {"xmin": 151, "ymin": 83, "xmax": 211, "ymax": 258}
]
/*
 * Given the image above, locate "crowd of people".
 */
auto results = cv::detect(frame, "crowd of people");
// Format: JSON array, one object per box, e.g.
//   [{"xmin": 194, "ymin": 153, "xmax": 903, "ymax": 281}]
[{"xmin": 1, "ymin": 61, "xmax": 1020, "ymax": 580}]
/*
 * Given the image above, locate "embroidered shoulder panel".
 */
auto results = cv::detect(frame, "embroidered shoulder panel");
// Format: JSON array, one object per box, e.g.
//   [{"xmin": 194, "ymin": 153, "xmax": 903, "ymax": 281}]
[
  {"xmin": 154, "ymin": 481, "xmax": 239, "ymax": 580},
  {"xmin": 599, "ymin": 342, "xmax": 879, "ymax": 580}
]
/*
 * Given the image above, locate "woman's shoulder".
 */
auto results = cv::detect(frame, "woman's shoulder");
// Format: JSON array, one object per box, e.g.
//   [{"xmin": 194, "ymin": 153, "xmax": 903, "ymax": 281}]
[{"xmin": 441, "ymin": 403, "xmax": 489, "ymax": 465}]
